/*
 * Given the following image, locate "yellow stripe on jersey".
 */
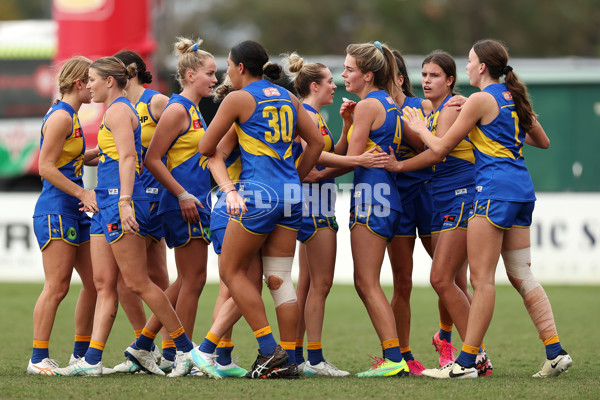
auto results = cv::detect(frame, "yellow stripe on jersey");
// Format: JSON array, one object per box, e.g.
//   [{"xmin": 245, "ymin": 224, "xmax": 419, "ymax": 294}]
[
  {"xmin": 347, "ymin": 125, "xmax": 380, "ymax": 152},
  {"xmin": 166, "ymin": 129, "xmax": 202, "ymax": 170},
  {"xmin": 235, "ymin": 124, "xmax": 281, "ymax": 160},
  {"xmin": 469, "ymin": 126, "xmax": 516, "ymax": 159}
]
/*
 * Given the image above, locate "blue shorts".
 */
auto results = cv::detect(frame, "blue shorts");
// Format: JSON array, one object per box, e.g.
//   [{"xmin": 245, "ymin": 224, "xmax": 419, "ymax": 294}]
[
  {"xmin": 469, "ymin": 199, "xmax": 534, "ymax": 229},
  {"xmin": 210, "ymin": 204, "xmax": 230, "ymax": 254},
  {"xmin": 349, "ymin": 204, "xmax": 401, "ymax": 242},
  {"xmin": 33, "ymin": 214, "xmax": 91, "ymax": 250},
  {"xmin": 160, "ymin": 209, "xmax": 211, "ymax": 248},
  {"xmin": 211, "ymin": 227, "xmax": 226, "ymax": 255},
  {"xmin": 232, "ymin": 200, "xmax": 302, "ymax": 235},
  {"xmin": 431, "ymin": 199, "xmax": 472, "ymax": 233},
  {"xmin": 394, "ymin": 181, "xmax": 433, "ymax": 237},
  {"xmin": 90, "ymin": 200, "xmax": 150, "ymax": 243},
  {"xmin": 297, "ymin": 215, "xmax": 338, "ymax": 243},
  {"xmin": 146, "ymin": 201, "xmax": 165, "ymax": 242}
]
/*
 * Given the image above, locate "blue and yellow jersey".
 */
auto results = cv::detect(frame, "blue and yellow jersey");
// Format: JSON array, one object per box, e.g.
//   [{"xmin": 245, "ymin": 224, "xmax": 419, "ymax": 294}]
[
  {"xmin": 137, "ymin": 88, "xmax": 165, "ymax": 203},
  {"xmin": 469, "ymin": 83, "xmax": 536, "ymax": 202},
  {"xmin": 95, "ymin": 97, "xmax": 147, "ymax": 208},
  {"xmin": 235, "ymin": 80, "xmax": 300, "ymax": 204},
  {"xmin": 33, "ymin": 101, "xmax": 86, "ymax": 219},
  {"xmin": 395, "ymin": 96, "xmax": 433, "ymax": 197},
  {"xmin": 348, "ymin": 90, "xmax": 403, "ymax": 212},
  {"xmin": 294, "ymin": 103, "xmax": 336, "ymax": 215},
  {"xmin": 428, "ymin": 95, "xmax": 475, "ymax": 196},
  {"xmin": 157, "ymin": 93, "xmax": 212, "ymax": 215}
]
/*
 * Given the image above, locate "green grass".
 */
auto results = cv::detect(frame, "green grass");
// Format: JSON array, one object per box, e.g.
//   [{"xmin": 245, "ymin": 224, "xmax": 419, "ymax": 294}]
[{"xmin": 0, "ymin": 283, "xmax": 598, "ymax": 399}]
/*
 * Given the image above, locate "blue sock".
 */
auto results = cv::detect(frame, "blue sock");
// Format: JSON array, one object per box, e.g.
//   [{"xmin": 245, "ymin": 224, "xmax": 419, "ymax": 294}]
[
  {"xmin": 546, "ymin": 341, "xmax": 563, "ymax": 359},
  {"xmin": 73, "ymin": 335, "xmax": 90, "ymax": 358},
  {"xmin": 135, "ymin": 333, "xmax": 155, "ymax": 351},
  {"xmin": 171, "ymin": 331, "xmax": 193, "ymax": 353},
  {"xmin": 455, "ymin": 351, "xmax": 477, "ymax": 368},
  {"xmin": 256, "ymin": 333, "xmax": 277, "ymax": 356},
  {"xmin": 31, "ymin": 347, "xmax": 49, "ymax": 363},
  {"xmin": 307, "ymin": 348, "xmax": 325, "ymax": 365},
  {"xmin": 162, "ymin": 347, "xmax": 176, "ymax": 362},
  {"xmin": 295, "ymin": 345, "xmax": 305, "ymax": 364},
  {"xmin": 401, "ymin": 349, "xmax": 414, "ymax": 361},
  {"xmin": 216, "ymin": 345, "xmax": 233, "ymax": 366},
  {"xmin": 85, "ymin": 346, "xmax": 103, "ymax": 365},
  {"xmin": 439, "ymin": 328, "xmax": 452, "ymax": 343},
  {"xmin": 198, "ymin": 335, "xmax": 219, "ymax": 355},
  {"xmin": 384, "ymin": 347, "xmax": 403, "ymax": 363},
  {"xmin": 284, "ymin": 347, "xmax": 296, "ymax": 365}
]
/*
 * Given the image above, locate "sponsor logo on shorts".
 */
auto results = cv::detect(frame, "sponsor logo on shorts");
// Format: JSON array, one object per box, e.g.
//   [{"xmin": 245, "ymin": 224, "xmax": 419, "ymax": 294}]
[
  {"xmin": 106, "ymin": 223, "xmax": 119, "ymax": 234},
  {"xmin": 67, "ymin": 227, "xmax": 77, "ymax": 240},
  {"xmin": 476, "ymin": 185, "xmax": 483, "ymax": 192},
  {"xmin": 455, "ymin": 188, "xmax": 467, "ymax": 195},
  {"xmin": 444, "ymin": 215, "xmax": 456, "ymax": 223},
  {"xmin": 146, "ymin": 187, "xmax": 159, "ymax": 194},
  {"xmin": 108, "ymin": 188, "xmax": 119, "ymax": 195}
]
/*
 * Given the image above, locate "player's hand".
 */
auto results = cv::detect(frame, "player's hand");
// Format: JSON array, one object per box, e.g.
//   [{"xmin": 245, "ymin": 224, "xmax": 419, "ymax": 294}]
[
  {"xmin": 357, "ymin": 146, "xmax": 389, "ymax": 168},
  {"xmin": 226, "ymin": 189, "xmax": 247, "ymax": 217},
  {"xmin": 119, "ymin": 202, "xmax": 139, "ymax": 234}
]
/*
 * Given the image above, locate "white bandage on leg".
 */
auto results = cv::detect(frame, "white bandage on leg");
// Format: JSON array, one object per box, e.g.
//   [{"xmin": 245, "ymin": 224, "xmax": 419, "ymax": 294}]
[
  {"xmin": 502, "ymin": 247, "xmax": 557, "ymax": 340},
  {"xmin": 262, "ymin": 256, "xmax": 296, "ymax": 308},
  {"xmin": 502, "ymin": 247, "xmax": 538, "ymax": 295}
]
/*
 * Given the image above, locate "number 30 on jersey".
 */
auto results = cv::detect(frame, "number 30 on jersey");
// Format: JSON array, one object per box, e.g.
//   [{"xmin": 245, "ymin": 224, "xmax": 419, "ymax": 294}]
[{"xmin": 263, "ymin": 105, "xmax": 293, "ymax": 143}]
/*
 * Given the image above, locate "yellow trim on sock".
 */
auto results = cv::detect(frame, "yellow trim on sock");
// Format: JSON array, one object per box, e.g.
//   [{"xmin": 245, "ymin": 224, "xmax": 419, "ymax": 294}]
[
  {"xmin": 33, "ymin": 340, "xmax": 49, "ymax": 349},
  {"xmin": 295, "ymin": 339, "xmax": 304, "ymax": 347},
  {"xmin": 90, "ymin": 340, "xmax": 105, "ymax": 351},
  {"xmin": 280, "ymin": 341, "xmax": 295, "ymax": 351},
  {"xmin": 382, "ymin": 338, "xmax": 400, "ymax": 349},
  {"xmin": 162, "ymin": 340, "xmax": 176, "ymax": 349},
  {"xmin": 253, "ymin": 326, "xmax": 272, "ymax": 338},
  {"xmin": 462, "ymin": 344, "xmax": 479, "ymax": 355},
  {"xmin": 543, "ymin": 335, "xmax": 560, "ymax": 346},
  {"xmin": 134, "ymin": 329, "xmax": 143, "ymax": 338},
  {"xmin": 169, "ymin": 326, "xmax": 186, "ymax": 340},
  {"xmin": 218, "ymin": 339, "xmax": 234, "ymax": 348},
  {"xmin": 141, "ymin": 328, "xmax": 157, "ymax": 340},
  {"xmin": 206, "ymin": 331, "xmax": 221, "ymax": 345},
  {"xmin": 400, "ymin": 346, "xmax": 411, "ymax": 353},
  {"xmin": 74, "ymin": 335, "xmax": 91, "ymax": 342},
  {"xmin": 481, "ymin": 343, "xmax": 486, "ymax": 351},
  {"xmin": 307, "ymin": 342, "xmax": 322, "ymax": 350},
  {"xmin": 440, "ymin": 322, "xmax": 454, "ymax": 332}
]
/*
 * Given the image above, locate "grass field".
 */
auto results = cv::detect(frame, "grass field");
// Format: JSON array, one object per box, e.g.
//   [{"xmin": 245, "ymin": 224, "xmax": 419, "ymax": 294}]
[{"xmin": 0, "ymin": 282, "xmax": 597, "ymax": 399}]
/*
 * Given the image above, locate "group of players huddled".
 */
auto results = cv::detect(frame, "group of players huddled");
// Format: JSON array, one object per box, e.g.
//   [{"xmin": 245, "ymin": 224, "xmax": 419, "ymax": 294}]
[{"xmin": 28, "ymin": 37, "xmax": 572, "ymax": 380}]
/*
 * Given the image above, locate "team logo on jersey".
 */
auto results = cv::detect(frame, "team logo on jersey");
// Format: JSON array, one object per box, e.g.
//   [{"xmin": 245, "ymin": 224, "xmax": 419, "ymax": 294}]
[
  {"xmin": 502, "ymin": 91, "xmax": 513, "ymax": 101},
  {"xmin": 320, "ymin": 126, "xmax": 328, "ymax": 136},
  {"xmin": 107, "ymin": 223, "xmax": 119, "ymax": 233},
  {"xmin": 193, "ymin": 119, "xmax": 203, "ymax": 129},
  {"xmin": 263, "ymin": 87, "xmax": 281, "ymax": 97},
  {"xmin": 385, "ymin": 96, "xmax": 395, "ymax": 105},
  {"xmin": 73, "ymin": 128, "xmax": 82, "ymax": 138}
]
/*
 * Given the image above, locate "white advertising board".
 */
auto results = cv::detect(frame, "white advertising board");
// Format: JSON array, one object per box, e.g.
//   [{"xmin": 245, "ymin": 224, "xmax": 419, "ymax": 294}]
[{"xmin": 1, "ymin": 192, "xmax": 598, "ymax": 285}]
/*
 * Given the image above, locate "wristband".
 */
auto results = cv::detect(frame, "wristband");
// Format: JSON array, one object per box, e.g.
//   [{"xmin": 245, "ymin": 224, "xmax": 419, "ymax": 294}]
[{"xmin": 119, "ymin": 195, "xmax": 132, "ymax": 201}]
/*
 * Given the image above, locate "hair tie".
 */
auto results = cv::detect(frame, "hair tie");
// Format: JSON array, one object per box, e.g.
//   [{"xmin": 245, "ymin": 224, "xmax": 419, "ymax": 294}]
[
  {"xmin": 373, "ymin": 41, "xmax": 384, "ymax": 53},
  {"xmin": 263, "ymin": 61, "xmax": 272, "ymax": 71},
  {"xmin": 191, "ymin": 44, "xmax": 199, "ymax": 52},
  {"xmin": 503, "ymin": 65, "xmax": 513, "ymax": 75}
]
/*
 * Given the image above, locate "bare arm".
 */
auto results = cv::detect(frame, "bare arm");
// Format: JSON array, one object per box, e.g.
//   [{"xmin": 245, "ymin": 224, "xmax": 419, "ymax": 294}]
[
  {"xmin": 524, "ymin": 119, "xmax": 550, "ymax": 149},
  {"xmin": 145, "ymin": 102, "xmax": 201, "ymax": 223},
  {"xmin": 39, "ymin": 110, "xmax": 97, "ymax": 213},
  {"xmin": 293, "ymin": 94, "xmax": 324, "ymax": 180}
]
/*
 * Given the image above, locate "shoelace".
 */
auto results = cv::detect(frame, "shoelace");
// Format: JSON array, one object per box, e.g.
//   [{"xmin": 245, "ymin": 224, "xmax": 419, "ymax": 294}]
[
  {"xmin": 366, "ymin": 355, "xmax": 387, "ymax": 369},
  {"xmin": 408, "ymin": 360, "xmax": 426, "ymax": 370},
  {"xmin": 48, "ymin": 359, "xmax": 60, "ymax": 368},
  {"xmin": 440, "ymin": 341, "xmax": 457, "ymax": 360}
]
